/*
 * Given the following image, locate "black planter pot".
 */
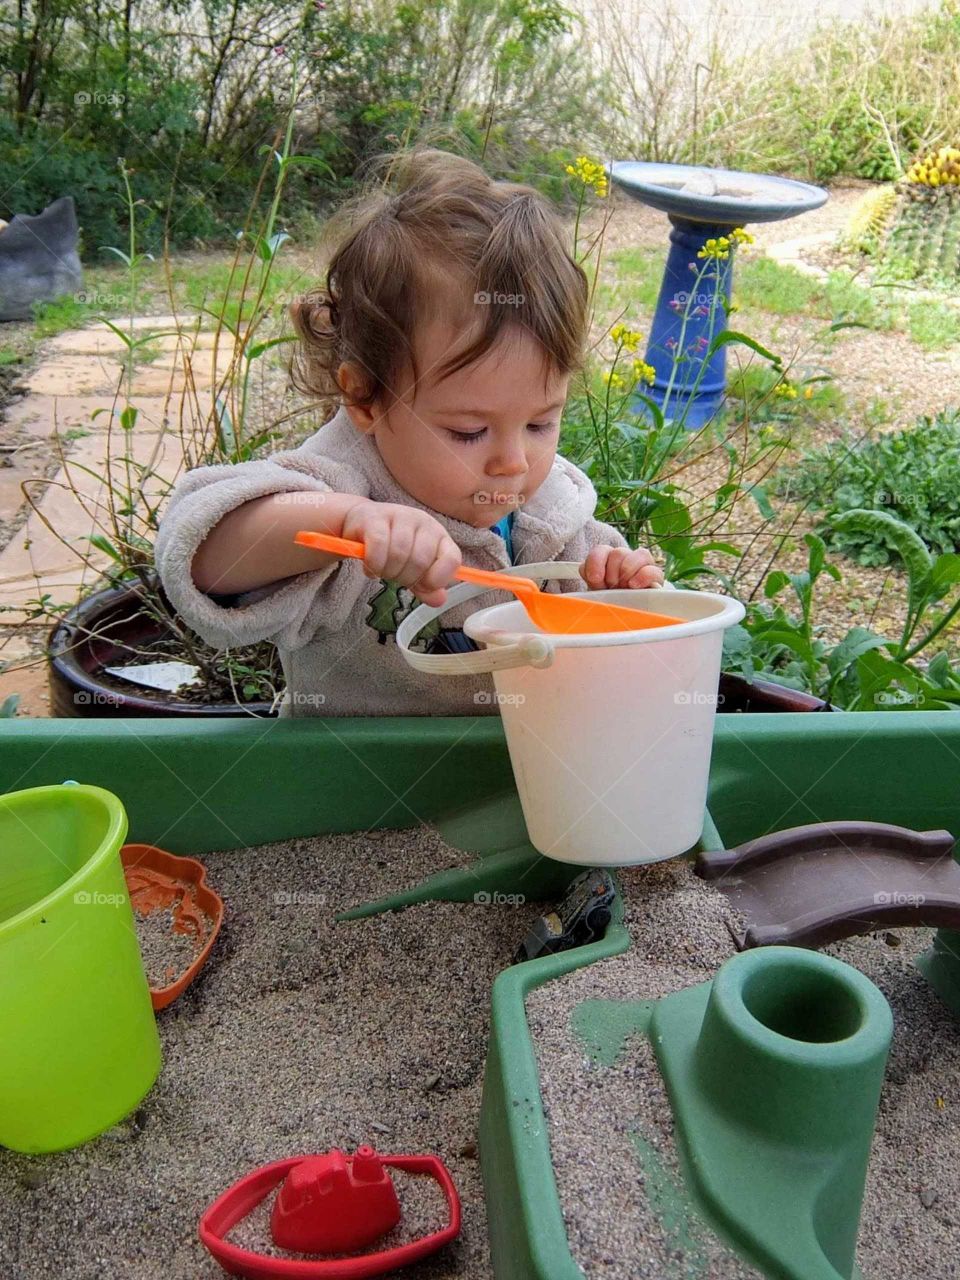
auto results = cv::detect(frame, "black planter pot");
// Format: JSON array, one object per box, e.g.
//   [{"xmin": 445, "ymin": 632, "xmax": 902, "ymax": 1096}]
[
  {"xmin": 47, "ymin": 585, "xmax": 277, "ymax": 718},
  {"xmin": 718, "ymin": 672, "xmax": 836, "ymax": 714}
]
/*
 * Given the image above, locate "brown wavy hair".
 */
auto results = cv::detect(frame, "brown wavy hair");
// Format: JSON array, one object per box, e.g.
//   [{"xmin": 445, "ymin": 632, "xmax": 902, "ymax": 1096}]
[{"xmin": 288, "ymin": 147, "xmax": 589, "ymax": 412}]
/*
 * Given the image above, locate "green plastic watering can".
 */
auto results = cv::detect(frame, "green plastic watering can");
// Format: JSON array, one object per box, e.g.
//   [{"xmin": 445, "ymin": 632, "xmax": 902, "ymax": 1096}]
[{"xmin": 0, "ymin": 782, "xmax": 162, "ymax": 1153}]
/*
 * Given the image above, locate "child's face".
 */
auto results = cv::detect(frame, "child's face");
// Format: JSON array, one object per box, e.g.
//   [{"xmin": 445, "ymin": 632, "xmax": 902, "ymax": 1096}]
[{"xmin": 342, "ymin": 316, "xmax": 570, "ymax": 528}]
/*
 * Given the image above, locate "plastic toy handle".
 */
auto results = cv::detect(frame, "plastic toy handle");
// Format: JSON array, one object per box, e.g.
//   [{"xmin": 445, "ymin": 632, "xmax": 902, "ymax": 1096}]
[
  {"xmin": 198, "ymin": 1151, "xmax": 461, "ymax": 1280},
  {"xmin": 294, "ymin": 531, "xmax": 539, "ymax": 595},
  {"xmin": 294, "ymin": 530, "xmax": 681, "ymax": 631}
]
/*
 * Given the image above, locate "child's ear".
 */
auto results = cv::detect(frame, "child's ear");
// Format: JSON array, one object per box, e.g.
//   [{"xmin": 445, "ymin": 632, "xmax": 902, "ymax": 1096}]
[{"xmin": 337, "ymin": 362, "xmax": 378, "ymax": 434}]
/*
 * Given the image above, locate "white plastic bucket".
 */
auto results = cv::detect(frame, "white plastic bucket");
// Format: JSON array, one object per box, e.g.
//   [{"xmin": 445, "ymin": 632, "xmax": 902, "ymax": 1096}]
[{"xmin": 396, "ymin": 562, "xmax": 745, "ymax": 866}]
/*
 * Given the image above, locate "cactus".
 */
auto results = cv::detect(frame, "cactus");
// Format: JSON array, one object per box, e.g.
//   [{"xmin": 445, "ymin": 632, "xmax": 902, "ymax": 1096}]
[
  {"xmin": 863, "ymin": 146, "xmax": 960, "ymax": 287},
  {"xmin": 839, "ymin": 184, "xmax": 898, "ymax": 255}
]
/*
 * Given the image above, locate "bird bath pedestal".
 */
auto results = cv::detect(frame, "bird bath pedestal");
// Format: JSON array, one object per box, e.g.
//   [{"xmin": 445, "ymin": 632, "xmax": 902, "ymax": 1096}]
[{"xmin": 608, "ymin": 162, "xmax": 828, "ymax": 429}]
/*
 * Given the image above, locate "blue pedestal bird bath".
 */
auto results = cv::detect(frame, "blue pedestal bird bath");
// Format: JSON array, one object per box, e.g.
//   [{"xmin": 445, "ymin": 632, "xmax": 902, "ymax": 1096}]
[{"xmin": 607, "ymin": 162, "xmax": 828, "ymax": 430}]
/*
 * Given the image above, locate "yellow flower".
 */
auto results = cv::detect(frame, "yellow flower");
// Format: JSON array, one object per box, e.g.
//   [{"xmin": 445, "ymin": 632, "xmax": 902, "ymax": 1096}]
[
  {"xmin": 565, "ymin": 155, "xmax": 608, "ymax": 197},
  {"xmin": 602, "ymin": 370, "xmax": 626, "ymax": 391},
  {"xmin": 631, "ymin": 358, "xmax": 656, "ymax": 386},
  {"xmin": 730, "ymin": 227, "xmax": 755, "ymax": 246},
  {"xmin": 610, "ymin": 322, "xmax": 643, "ymax": 352},
  {"xmin": 804, "ymin": 386, "xmax": 814, "ymax": 399},
  {"xmin": 773, "ymin": 380, "xmax": 798, "ymax": 399},
  {"xmin": 697, "ymin": 237, "xmax": 730, "ymax": 261}
]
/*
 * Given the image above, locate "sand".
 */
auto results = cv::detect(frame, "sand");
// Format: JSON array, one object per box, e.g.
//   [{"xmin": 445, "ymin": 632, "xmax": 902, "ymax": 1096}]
[
  {"xmin": 0, "ymin": 824, "xmax": 542, "ymax": 1279},
  {"xmin": 527, "ymin": 858, "xmax": 960, "ymax": 1280},
  {"xmin": 135, "ymin": 905, "xmax": 203, "ymax": 990}
]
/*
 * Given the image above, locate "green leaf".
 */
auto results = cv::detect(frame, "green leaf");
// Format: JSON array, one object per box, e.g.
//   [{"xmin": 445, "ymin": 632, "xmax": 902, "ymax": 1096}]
[
  {"xmin": 215, "ymin": 397, "xmax": 236, "ymax": 457},
  {"xmin": 283, "ymin": 155, "xmax": 337, "ymax": 180},
  {"xmin": 764, "ymin": 571, "xmax": 791, "ymax": 599},
  {"xmin": 89, "ymin": 534, "xmax": 122, "ymax": 561},
  {"xmin": 826, "ymin": 626, "xmax": 889, "ymax": 677},
  {"xmin": 705, "ymin": 329, "xmax": 784, "ymax": 367},
  {"xmin": 926, "ymin": 552, "xmax": 960, "ymax": 598},
  {"xmin": 246, "ymin": 335, "xmax": 295, "ymax": 362},
  {"xmin": 99, "ymin": 245, "xmax": 131, "ymax": 266},
  {"xmin": 831, "ymin": 508, "xmax": 932, "ymax": 606},
  {"xmin": 747, "ymin": 483, "xmax": 776, "ymax": 521}
]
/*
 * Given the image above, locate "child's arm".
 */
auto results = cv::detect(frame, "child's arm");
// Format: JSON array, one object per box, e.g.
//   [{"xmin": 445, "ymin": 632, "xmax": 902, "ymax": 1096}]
[
  {"xmin": 190, "ymin": 490, "xmax": 364, "ymax": 595},
  {"xmin": 155, "ymin": 450, "xmax": 462, "ymax": 653}
]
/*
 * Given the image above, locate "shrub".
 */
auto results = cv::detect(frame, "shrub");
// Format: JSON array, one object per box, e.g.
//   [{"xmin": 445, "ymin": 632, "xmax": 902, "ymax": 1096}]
[{"xmin": 774, "ymin": 408, "xmax": 960, "ymax": 564}]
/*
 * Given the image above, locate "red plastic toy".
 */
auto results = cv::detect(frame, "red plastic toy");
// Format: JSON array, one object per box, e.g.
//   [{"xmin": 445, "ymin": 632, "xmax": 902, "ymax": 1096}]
[
  {"xmin": 271, "ymin": 1147, "xmax": 400, "ymax": 1253},
  {"xmin": 199, "ymin": 1145, "xmax": 461, "ymax": 1279}
]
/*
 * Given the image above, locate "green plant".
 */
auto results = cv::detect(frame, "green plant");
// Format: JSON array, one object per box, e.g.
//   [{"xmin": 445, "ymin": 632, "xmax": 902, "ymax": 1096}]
[
  {"xmin": 907, "ymin": 298, "xmax": 960, "ymax": 350},
  {"xmin": 774, "ymin": 408, "xmax": 960, "ymax": 565},
  {"xmin": 15, "ymin": 87, "xmax": 326, "ymax": 708},
  {"xmin": 723, "ymin": 521, "xmax": 960, "ymax": 710}
]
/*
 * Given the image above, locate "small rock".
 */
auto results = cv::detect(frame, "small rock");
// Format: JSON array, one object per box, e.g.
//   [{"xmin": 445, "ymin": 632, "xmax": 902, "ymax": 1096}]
[
  {"xmin": 459, "ymin": 1140, "xmax": 478, "ymax": 1159},
  {"xmin": 18, "ymin": 1168, "xmax": 45, "ymax": 1190},
  {"xmin": 920, "ymin": 1188, "xmax": 937, "ymax": 1209},
  {"xmin": 884, "ymin": 932, "xmax": 902, "ymax": 947},
  {"xmin": 369, "ymin": 1121, "xmax": 390, "ymax": 1135},
  {"xmin": 423, "ymin": 1072, "xmax": 442, "ymax": 1092}
]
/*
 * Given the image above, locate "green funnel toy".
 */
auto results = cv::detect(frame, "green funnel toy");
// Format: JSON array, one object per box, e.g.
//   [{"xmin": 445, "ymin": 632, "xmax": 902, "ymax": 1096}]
[
  {"xmin": 0, "ymin": 782, "xmax": 162, "ymax": 1153},
  {"xmin": 651, "ymin": 946, "xmax": 892, "ymax": 1280}
]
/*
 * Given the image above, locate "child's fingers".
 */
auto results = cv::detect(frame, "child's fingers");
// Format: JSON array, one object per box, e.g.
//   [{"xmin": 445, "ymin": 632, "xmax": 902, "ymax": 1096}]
[
  {"xmin": 580, "ymin": 545, "xmax": 610, "ymax": 588},
  {"xmin": 357, "ymin": 517, "xmax": 392, "ymax": 577},
  {"xmin": 625, "ymin": 563, "xmax": 665, "ymax": 588},
  {"xmin": 379, "ymin": 520, "xmax": 419, "ymax": 583},
  {"xmin": 408, "ymin": 526, "xmax": 461, "ymax": 604}
]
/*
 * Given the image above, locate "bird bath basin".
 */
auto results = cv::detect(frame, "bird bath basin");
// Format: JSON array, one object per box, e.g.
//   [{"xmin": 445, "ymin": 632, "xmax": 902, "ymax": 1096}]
[{"xmin": 608, "ymin": 162, "xmax": 828, "ymax": 429}]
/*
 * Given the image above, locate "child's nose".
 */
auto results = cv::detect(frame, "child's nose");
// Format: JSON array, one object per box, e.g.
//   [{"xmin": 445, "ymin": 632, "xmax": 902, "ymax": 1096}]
[{"xmin": 487, "ymin": 445, "xmax": 527, "ymax": 476}]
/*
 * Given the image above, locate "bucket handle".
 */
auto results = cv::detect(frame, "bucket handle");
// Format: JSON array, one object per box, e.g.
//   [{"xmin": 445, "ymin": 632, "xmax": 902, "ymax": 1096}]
[{"xmin": 395, "ymin": 561, "xmax": 676, "ymax": 677}]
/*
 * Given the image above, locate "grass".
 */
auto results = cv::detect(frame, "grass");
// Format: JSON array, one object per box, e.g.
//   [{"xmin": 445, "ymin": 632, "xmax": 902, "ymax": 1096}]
[{"xmin": 908, "ymin": 299, "xmax": 960, "ymax": 352}]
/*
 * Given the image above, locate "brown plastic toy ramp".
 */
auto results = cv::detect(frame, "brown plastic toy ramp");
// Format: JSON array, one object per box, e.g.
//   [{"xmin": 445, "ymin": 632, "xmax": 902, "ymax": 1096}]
[{"xmin": 695, "ymin": 820, "xmax": 960, "ymax": 949}]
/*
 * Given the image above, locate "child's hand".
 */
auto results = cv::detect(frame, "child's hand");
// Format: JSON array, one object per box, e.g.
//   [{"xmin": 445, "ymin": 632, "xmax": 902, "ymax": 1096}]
[
  {"xmin": 580, "ymin": 545, "xmax": 665, "ymax": 590},
  {"xmin": 341, "ymin": 500, "xmax": 462, "ymax": 608}
]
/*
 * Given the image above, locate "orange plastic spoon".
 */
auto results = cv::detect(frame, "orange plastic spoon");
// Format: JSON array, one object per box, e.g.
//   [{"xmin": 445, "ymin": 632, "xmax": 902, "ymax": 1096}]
[{"xmin": 294, "ymin": 530, "xmax": 684, "ymax": 635}]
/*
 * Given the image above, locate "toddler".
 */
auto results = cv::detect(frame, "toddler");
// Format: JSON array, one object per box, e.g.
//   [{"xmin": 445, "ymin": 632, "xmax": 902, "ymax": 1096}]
[{"xmin": 154, "ymin": 148, "xmax": 664, "ymax": 717}]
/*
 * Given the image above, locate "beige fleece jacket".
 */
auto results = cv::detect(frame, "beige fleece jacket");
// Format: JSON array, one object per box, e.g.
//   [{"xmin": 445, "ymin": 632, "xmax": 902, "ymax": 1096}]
[{"xmin": 154, "ymin": 405, "xmax": 632, "ymax": 717}]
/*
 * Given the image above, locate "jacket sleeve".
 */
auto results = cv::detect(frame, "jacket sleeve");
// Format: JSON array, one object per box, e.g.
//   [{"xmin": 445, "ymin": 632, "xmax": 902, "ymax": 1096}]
[{"xmin": 153, "ymin": 440, "xmax": 372, "ymax": 651}]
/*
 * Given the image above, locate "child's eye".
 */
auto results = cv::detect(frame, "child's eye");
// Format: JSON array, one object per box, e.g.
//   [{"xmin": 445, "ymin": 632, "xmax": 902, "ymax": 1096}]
[
  {"xmin": 445, "ymin": 429, "xmax": 486, "ymax": 444},
  {"xmin": 443, "ymin": 423, "xmax": 557, "ymax": 444}
]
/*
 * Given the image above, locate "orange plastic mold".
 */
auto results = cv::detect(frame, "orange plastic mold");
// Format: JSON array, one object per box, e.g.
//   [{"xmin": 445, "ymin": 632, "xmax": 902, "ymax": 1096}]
[{"xmin": 121, "ymin": 843, "xmax": 224, "ymax": 1010}]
